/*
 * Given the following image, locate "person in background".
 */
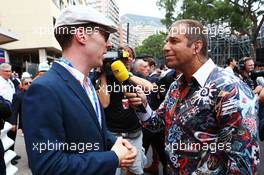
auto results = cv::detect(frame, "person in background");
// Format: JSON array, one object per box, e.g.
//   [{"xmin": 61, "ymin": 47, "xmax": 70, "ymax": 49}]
[
  {"xmin": 132, "ymin": 59, "xmax": 150, "ymax": 78},
  {"xmin": 11, "ymin": 71, "xmax": 21, "ymax": 90},
  {"xmin": 0, "ymin": 63, "xmax": 15, "ymax": 103},
  {"xmin": 103, "ymin": 47, "xmax": 152, "ymax": 175},
  {"xmin": 0, "ymin": 96, "xmax": 12, "ymax": 175},
  {"xmin": 136, "ymin": 57, "xmax": 168, "ymax": 175},
  {"xmin": 12, "ymin": 73, "xmax": 33, "ymax": 135},
  {"xmin": 159, "ymin": 64, "xmax": 172, "ymax": 78},
  {"xmin": 123, "ymin": 47, "xmax": 136, "ymax": 72},
  {"xmin": 240, "ymin": 57, "xmax": 257, "ymax": 90},
  {"xmin": 240, "ymin": 57, "xmax": 264, "ymax": 141},
  {"xmin": 6, "ymin": 73, "xmax": 32, "ymax": 165},
  {"xmin": 0, "ymin": 63, "xmax": 20, "ymax": 164},
  {"xmin": 224, "ymin": 58, "xmax": 237, "ymax": 75},
  {"xmin": 255, "ymin": 62, "xmax": 264, "ymax": 87},
  {"xmin": 33, "ymin": 61, "xmax": 50, "ymax": 80},
  {"xmin": 144, "ymin": 57, "xmax": 159, "ymax": 83}
]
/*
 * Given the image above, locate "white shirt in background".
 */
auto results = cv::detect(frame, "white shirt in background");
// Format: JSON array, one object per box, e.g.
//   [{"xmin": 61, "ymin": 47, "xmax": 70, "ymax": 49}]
[
  {"xmin": 224, "ymin": 66, "xmax": 234, "ymax": 74},
  {"xmin": 0, "ymin": 76, "xmax": 15, "ymax": 102}
]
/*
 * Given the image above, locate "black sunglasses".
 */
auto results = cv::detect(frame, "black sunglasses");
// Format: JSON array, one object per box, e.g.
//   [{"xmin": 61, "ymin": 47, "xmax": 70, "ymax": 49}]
[
  {"xmin": 97, "ymin": 28, "xmax": 110, "ymax": 42},
  {"xmin": 24, "ymin": 81, "xmax": 32, "ymax": 85}
]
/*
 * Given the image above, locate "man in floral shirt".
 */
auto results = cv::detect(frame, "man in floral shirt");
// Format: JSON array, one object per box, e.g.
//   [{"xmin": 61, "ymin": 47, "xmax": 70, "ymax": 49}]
[{"xmin": 125, "ymin": 19, "xmax": 259, "ymax": 174}]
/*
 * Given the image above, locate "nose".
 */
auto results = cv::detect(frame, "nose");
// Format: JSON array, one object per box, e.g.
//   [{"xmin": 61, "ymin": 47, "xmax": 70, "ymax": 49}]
[
  {"xmin": 104, "ymin": 41, "xmax": 112, "ymax": 54},
  {"xmin": 106, "ymin": 41, "xmax": 112, "ymax": 48},
  {"xmin": 163, "ymin": 42, "xmax": 170, "ymax": 54}
]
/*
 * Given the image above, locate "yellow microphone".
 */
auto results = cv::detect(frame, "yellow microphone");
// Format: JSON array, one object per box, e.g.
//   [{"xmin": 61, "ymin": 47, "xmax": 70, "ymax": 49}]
[{"xmin": 111, "ymin": 60, "xmax": 129, "ymax": 82}]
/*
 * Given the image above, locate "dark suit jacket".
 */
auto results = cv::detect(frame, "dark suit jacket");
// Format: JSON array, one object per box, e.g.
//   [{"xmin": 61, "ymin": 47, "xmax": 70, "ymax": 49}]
[
  {"xmin": 22, "ymin": 62, "xmax": 118, "ymax": 175},
  {"xmin": 7, "ymin": 89, "xmax": 24, "ymax": 129},
  {"xmin": 0, "ymin": 96, "xmax": 12, "ymax": 129}
]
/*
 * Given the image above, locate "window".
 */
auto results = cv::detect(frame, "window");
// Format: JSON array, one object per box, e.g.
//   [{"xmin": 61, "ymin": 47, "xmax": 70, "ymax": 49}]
[
  {"xmin": 59, "ymin": 0, "xmax": 64, "ymax": 9},
  {"xmin": 53, "ymin": 17, "xmax": 56, "ymax": 26}
]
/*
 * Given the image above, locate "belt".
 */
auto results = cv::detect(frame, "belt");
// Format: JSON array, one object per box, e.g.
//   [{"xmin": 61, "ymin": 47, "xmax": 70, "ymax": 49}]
[{"xmin": 112, "ymin": 128, "xmax": 142, "ymax": 139}]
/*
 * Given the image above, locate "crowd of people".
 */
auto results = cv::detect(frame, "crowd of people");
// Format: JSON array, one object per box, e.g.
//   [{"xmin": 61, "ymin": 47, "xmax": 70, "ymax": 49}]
[{"xmin": 0, "ymin": 5, "xmax": 264, "ymax": 175}]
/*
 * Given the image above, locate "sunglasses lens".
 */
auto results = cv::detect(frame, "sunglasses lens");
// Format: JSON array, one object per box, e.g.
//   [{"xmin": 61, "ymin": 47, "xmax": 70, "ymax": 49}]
[
  {"xmin": 98, "ymin": 28, "xmax": 110, "ymax": 42},
  {"xmin": 25, "ymin": 82, "xmax": 32, "ymax": 85}
]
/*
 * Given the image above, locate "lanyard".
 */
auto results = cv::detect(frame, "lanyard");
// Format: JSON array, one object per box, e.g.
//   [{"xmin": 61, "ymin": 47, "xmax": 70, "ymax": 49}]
[{"xmin": 88, "ymin": 78, "xmax": 100, "ymax": 120}]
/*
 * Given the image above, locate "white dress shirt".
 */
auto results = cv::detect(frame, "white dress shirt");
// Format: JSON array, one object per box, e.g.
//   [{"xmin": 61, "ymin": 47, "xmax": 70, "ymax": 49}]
[
  {"xmin": 0, "ymin": 76, "xmax": 15, "ymax": 102},
  {"xmin": 224, "ymin": 66, "xmax": 234, "ymax": 75}
]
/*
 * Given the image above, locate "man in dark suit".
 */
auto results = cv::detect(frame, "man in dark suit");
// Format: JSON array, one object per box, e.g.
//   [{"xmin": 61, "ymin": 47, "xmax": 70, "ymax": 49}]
[
  {"xmin": 0, "ymin": 96, "xmax": 12, "ymax": 175},
  {"xmin": 22, "ymin": 6, "xmax": 136, "ymax": 175}
]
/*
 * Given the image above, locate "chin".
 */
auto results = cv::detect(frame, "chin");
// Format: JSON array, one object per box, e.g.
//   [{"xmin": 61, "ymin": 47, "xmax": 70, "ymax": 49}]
[
  {"xmin": 96, "ymin": 62, "xmax": 103, "ymax": 68},
  {"xmin": 165, "ymin": 61, "xmax": 173, "ymax": 68}
]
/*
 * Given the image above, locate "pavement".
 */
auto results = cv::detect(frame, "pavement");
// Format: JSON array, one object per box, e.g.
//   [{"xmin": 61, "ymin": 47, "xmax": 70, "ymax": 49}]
[
  {"xmin": 14, "ymin": 129, "xmax": 264, "ymax": 175},
  {"xmin": 14, "ymin": 130, "xmax": 31, "ymax": 175}
]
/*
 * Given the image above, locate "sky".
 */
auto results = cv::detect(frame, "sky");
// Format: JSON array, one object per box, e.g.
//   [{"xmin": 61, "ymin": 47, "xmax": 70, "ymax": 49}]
[{"xmin": 115, "ymin": 0, "xmax": 165, "ymax": 18}]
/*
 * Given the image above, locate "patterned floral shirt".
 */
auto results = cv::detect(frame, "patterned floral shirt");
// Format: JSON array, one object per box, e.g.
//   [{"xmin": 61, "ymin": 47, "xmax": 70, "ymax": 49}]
[{"xmin": 138, "ymin": 59, "xmax": 259, "ymax": 175}]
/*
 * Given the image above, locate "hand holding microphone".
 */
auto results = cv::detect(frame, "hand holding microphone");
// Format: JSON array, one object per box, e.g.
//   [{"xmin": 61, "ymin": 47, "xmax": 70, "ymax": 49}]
[{"xmin": 111, "ymin": 60, "xmax": 147, "ymax": 113}]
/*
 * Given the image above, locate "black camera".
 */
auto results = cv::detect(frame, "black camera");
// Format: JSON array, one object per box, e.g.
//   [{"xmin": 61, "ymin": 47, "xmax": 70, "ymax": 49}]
[
  {"xmin": 250, "ymin": 70, "xmax": 264, "ymax": 80},
  {"xmin": 102, "ymin": 48, "xmax": 129, "ymax": 76},
  {"xmin": 90, "ymin": 48, "xmax": 129, "ymax": 87}
]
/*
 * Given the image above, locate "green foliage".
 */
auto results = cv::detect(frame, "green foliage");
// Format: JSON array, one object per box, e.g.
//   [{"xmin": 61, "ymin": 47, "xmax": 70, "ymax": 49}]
[
  {"xmin": 135, "ymin": 33, "xmax": 166, "ymax": 59},
  {"xmin": 156, "ymin": 0, "xmax": 178, "ymax": 28},
  {"xmin": 156, "ymin": 0, "xmax": 264, "ymax": 48},
  {"xmin": 157, "ymin": 0, "xmax": 263, "ymax": 33}
]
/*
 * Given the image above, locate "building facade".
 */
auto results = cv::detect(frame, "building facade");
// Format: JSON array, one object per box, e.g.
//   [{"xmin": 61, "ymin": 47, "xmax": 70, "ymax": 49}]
[
  {"xmin": 132, "ymin": 25, "xmax": 166, "ymax": 45},
  {"xmin": 0, "ymin": 0, "xmax": 104, "ymax": 75},
  {"xmin": 119, "ymin": 24, "xmax": 139, "ymax": 48}
]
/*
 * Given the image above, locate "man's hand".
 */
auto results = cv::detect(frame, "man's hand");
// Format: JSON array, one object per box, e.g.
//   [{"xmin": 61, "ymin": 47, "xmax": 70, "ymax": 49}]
[
  {"xmin": 253, "ymin": 85, "xmax": 263, "ymax": 94},
  {"xmin": 119, "ymin": 139, "xmax": 137, "ymax": 168},
  {"xmin": 11, "ymin": 125, "xmax": 17, "ymax": 132},
  {"xmin": 124, "ymin": 86, "xmax": 148, "ymax": 109},
  {"xmin": 111, "ymin": 137, "xmax": 137, "ymax": 167}
]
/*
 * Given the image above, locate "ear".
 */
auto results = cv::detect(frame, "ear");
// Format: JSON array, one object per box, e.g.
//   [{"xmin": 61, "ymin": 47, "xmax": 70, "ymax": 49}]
[
  {"xmin": 192, "ymin": 40, "xmax": 203, "ymax": 55},
  {"xmin": 74, "ymin": 27, "xmax": 88, "ymax": 45}
]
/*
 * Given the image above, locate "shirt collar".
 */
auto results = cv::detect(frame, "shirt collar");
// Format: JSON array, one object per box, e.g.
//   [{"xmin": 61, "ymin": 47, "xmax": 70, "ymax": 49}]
[
  {"xmin": 0, "ymin": 76, "xmax": 9, "ymax": 82},
  {"xmin": 192, "ymin": 59, "xmax": 216, "ymax": 87},
  {"xmin": 56, "ymin": 60, "xmax": 86, "ymax": 85}
]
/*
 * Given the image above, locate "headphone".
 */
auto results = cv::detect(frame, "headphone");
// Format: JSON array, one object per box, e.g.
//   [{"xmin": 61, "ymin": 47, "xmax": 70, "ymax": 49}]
[
  {"xmin": 194, "ymin": 45, "xmax": 198, "ymax": 54},
  {"xmin": 241, "ymin": 56, "xmax": 253, "ymax": 70}
]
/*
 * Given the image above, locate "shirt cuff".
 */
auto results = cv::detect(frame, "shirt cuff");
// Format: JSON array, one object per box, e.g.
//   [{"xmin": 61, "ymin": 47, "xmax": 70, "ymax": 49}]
[{"xmin": 136, "ymin": 104, "xmax": 152, "ymax": 122}]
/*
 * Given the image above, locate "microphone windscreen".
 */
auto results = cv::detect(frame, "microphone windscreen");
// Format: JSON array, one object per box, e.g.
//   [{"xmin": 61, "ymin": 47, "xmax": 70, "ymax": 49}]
[{"xmin": 111, "ymin": 60, "xmax": 129, "ymax": 82}]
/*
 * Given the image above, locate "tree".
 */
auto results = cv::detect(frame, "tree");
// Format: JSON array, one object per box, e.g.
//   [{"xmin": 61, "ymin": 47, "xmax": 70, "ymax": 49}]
[
  {"xmin": 156, "ymin": 0, "xmax": 178, "ymax": 28},
  {"xmin": 157, "ymin": 0, "xmax": 264, "ymax": 53},
  {"xmin": 135, "ymin": 33, "xmax": 166, "ymax": 59}
]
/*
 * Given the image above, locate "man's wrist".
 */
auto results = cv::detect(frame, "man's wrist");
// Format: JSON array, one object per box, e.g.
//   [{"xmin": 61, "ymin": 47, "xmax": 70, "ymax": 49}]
[
  {"xmin": 110, "ymin": 150, "xmax": 120, "ymax": 166},
  {"xmin": 136, "ymin": 104, "xmax": 152, "ymax": 121}
]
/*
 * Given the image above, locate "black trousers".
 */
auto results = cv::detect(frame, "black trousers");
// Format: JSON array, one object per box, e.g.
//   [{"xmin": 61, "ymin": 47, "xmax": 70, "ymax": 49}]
[
  {"xmin": 259, "ymin": 102, "xmax": 264, "ymax": 140},
  {"xmin": 142, "ymin": 128, "xmax": 167, "ymax": 175},
  {"xmin": 0, "ymin": 140, "xmax": 6, "ymax": 175},
  {"xmin": 7, "ymin": 130, "xmax": 16, "ymax": 151}
]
